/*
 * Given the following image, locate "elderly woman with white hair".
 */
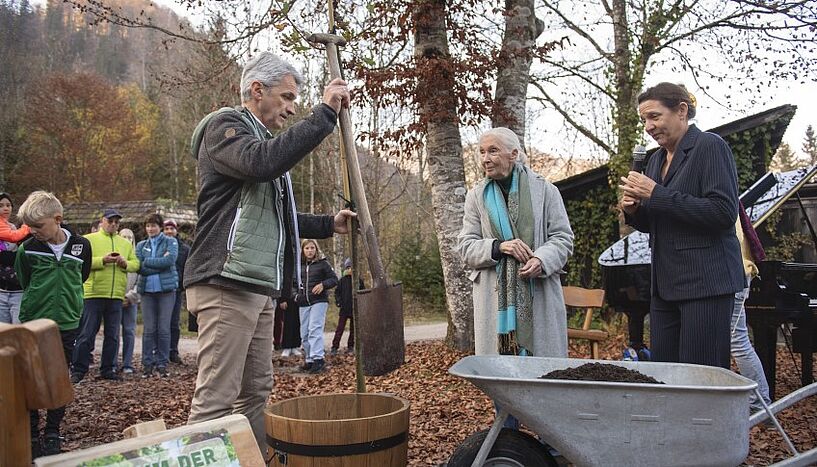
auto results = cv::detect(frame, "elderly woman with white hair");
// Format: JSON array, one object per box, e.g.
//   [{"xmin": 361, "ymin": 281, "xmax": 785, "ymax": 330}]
[{"xmin": 458, "ymin": 127, "xmax": 574, "ymax": 359}]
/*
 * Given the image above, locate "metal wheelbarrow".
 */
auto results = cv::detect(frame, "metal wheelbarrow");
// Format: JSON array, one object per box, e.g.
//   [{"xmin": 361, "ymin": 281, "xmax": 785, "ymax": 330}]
[{"xmin": 448, "ymin": 356, "xmax": 817, "ymax": 467}]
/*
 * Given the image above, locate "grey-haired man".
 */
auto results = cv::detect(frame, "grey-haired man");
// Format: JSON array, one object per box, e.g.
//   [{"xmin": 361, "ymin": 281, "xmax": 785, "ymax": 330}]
[{"xmin": 185, "ymin": 52, "xmax": 355, "ymax": 451}]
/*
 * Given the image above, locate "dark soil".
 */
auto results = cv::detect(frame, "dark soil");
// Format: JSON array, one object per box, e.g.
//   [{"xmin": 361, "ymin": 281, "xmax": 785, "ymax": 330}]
[{"xmin": 540, "ymin": 362, "xmax": 664, "ymax": 384}]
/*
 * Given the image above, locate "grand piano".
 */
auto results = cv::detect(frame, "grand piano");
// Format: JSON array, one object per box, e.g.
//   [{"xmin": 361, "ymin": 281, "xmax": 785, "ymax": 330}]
[{"xmin": 600, "ymin": 166, "xmax": 817, "ymax": 397}]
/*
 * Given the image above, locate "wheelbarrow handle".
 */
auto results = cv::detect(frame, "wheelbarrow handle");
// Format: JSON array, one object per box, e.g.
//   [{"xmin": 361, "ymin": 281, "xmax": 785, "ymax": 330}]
[
  {"xmin": 753, "ymin": 381, "xmax": 817, "ymax": 465},
  {"xmin": 750, "ymin": 381, "xmax": 817, "ymax": 427}
]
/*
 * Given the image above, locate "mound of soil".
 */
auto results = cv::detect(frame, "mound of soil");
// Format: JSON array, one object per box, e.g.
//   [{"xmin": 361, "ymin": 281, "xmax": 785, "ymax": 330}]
[{"xmin": 540, "ymin": 362, "xmax": 664, "ymax": 384}]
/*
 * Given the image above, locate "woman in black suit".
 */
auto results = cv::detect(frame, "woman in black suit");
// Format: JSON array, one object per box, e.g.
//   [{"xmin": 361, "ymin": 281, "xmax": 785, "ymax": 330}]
[{"xmin": 619, "ymin": 82, "xmax": 744, "ymax": 369}]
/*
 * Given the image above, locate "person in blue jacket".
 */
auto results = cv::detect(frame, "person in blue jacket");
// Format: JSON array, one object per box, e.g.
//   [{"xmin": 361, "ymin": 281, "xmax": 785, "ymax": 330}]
[{"xmin": 136, "ymin": 213, "xmax": 178, "ymax": 378}]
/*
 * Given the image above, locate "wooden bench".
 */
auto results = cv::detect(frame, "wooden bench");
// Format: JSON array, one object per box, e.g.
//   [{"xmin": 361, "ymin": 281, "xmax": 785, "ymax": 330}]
[{"xmin": 564, "ymin": 286, "xmax": 608, "ymax": 359}]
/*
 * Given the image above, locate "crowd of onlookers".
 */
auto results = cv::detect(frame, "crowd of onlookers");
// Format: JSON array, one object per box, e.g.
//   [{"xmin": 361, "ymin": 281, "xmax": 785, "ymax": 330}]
[
  {"xmin": 69, "ymin": 210, "xmax": 191, "ymax": 382},
  {"xmin": 0, "ymin": 189, "xmax": 360, "ymax": 457},
  {"xmin": 0, "ymin": 201, "xmax": 193, "ymax": 382},
  {"xmin": 0, "ymin": 191, "xmax": 191, "ymax": 457}
]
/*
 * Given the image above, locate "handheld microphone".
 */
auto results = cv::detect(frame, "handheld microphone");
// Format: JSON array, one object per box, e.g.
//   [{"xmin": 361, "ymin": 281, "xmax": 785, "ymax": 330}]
[{"xmin": 632, "ymin": 145, "xmax": 646, "ymax": 173}]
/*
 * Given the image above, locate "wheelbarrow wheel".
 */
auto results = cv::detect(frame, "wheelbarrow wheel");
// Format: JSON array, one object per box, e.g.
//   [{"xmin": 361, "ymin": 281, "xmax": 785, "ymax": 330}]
[{"xmin": 447, "ymin": 428, "xmax": 558, "ymax": 467}]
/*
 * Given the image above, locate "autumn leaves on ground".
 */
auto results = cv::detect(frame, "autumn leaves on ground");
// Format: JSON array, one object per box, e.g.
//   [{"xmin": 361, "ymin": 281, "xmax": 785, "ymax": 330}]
[{"xmin": 64, "ymin": 335, "xmax": 816, "ymax": 466}]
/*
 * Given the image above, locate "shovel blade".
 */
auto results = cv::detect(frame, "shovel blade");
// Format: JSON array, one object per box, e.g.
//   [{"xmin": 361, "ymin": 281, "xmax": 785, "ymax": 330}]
[{"xmin": 357, "ymin": 283, "xmax": 405, "ymax": 376}]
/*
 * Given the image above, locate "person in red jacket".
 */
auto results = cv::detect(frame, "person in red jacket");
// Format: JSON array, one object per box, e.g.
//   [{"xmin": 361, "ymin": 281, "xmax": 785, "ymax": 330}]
[
  {"xmin": 0, "ymin": 192, "xmax": 30, "ymax": 324},
  {"xmin": 0, "ymin": 192, "xmax": 30, "ymax": 244}
]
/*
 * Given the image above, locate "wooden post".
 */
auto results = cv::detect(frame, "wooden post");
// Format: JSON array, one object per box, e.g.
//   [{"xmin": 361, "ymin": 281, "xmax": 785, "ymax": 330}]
[
  {"xmin": 123, "ymin": 419, "xmax": 167, "ymax": 439},
  {"xmin": 0, "ymin": 320, "xmax": 74, "ymax": 465},
  {"xmin": 0, "ymin": 346, "xmax": 30, "ymax": 467}
]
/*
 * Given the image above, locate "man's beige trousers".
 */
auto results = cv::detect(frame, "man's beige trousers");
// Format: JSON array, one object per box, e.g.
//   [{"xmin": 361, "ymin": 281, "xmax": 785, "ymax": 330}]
[{"xmin": 186, "ymin": 284, "xmax": 275, "ymax": 453}]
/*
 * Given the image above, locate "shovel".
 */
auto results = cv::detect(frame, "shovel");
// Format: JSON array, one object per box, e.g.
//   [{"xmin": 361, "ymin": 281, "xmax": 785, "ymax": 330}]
[{"xmin": 308, "ymin": 33, "xmax": 405, "ymax": 376}]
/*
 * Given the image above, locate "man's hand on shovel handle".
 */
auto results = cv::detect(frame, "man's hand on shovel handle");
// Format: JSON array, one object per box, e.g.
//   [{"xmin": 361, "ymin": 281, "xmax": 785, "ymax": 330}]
[
  {"xmin": 323, "ymin": 78, "xmax": 351, "ymax": 114},
  {"xmin": 333, "ymin": 209, "xmax": 357, "ymax": 234}
]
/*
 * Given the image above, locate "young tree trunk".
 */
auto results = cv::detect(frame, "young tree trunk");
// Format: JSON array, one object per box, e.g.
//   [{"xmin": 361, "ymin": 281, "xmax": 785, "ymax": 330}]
[
  {"xmin": 609, "ymin": 0, "xmax": 641, "ymax": 181},
  {"xmin": 492, "ymin": 0, "xmax": 543, "ymax": 143},
  {"xmin": 414, "ymin": 0, "xmax": 474, "ymax": 351},
  {"xmin": 609, "ymin": 0, "xmax": 649, "ymax": 234}
]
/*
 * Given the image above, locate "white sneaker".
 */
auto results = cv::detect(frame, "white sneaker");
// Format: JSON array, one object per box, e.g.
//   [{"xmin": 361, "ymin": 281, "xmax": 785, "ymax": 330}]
[
  {"xmin": 292, "ymin": 348, "xmax": 303, "ymax": 356},
  {"xmin": 281, "ymin": 348, "xmax": 292, "ymax": 357}
]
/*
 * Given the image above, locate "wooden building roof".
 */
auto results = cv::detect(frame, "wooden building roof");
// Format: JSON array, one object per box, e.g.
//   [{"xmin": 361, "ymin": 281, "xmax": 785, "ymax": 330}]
[{"xmin": 63, "ymin": 200, "xmax": 197, "ymax": 236}]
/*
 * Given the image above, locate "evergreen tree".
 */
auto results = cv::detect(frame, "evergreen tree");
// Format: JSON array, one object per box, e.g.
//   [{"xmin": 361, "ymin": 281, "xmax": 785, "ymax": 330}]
[
  {"xmin": 772, "ymin": 142, "xmax": 800, "ymax": 172},
  {"xmin": 803, "ymin": 125, "xmax": 817, "ymax": 166}
]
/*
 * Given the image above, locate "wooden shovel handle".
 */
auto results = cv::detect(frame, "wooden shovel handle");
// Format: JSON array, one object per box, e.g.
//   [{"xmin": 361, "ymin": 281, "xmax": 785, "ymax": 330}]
[{"xmin": 324, "ymin": 43, "xmax": 388, "ymax": 288}]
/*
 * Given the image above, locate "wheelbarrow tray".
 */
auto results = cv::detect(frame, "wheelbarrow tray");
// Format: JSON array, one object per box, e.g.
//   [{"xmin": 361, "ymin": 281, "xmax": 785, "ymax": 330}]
[{"xmin": 449, "ymin": 355, "xmax": 756, "ymax": 467}]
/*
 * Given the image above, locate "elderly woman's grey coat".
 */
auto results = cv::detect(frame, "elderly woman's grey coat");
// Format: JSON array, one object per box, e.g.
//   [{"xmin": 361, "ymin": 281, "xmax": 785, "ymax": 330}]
[{"xmin": 457, "ymin": 167, "xmax": 574, "ymax": 357}]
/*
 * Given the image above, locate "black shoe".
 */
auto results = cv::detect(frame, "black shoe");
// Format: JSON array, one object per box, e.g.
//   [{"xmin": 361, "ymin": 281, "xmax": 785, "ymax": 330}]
[
  {"xmin": 299, "ymin": 361, "xmax": 313, "ymax": 372},
  {"xmin": 308, "ymin": 359, "xmax": 325, "ymax": 374},
  {"xmin": 330, "ymin": 348, "xmax": 338, "ymax": 356},
  {"xmin": 31, "ymin": 436, "xmax": 42, "ymax": 459},
  {"xmin": 142, "ymin": 367, "xmax": 154, "ymax": 379},
  {"xmin": 158, "ymin": 366, "xmax": 169, "ymax": 378},
  {"xmin": 69, "ymin": 372, "xmax": 85, "ymax": 384},
  {"xmin": 41, "ymin": 434, "xmax": 61, "ymax": 456},
  {"xmin": 97, "ymin": 372, "xmax": 123, "ymax": 381},
  {"xmin": 170, "ymin": 353, "xmax": 182, "ymax": 364}
]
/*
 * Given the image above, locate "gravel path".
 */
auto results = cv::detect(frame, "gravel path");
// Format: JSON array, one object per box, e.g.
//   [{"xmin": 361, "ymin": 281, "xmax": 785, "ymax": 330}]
[{"xmin": 95, "ymin": 321, "xmax": 447, "ymax": 357}]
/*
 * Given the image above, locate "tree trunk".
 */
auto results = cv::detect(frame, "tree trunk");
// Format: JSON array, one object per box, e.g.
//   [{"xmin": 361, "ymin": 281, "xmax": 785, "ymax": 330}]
[
  {"xmin": 414, "ymin": 0, "xmax": 474, "ymax": 351},
  {"xmin": 610, "ymin": 0, "xmax": 648, "ymax": 183},
  {"xmin": 492, "ymin": 0, "xmax": 544, "ymax": 143},
  {"xmin": 609, "ymin": 0, "xmax": 641, "ymax": 235}
]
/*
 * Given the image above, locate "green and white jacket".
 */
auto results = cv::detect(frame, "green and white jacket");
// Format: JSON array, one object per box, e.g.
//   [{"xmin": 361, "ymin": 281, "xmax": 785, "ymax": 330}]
[
  {"xmin": 15, "ymin": 229, "xmax": 92, "ymax": 330},
  {"xmin": 186, "ymin": 104, "xmax": 337, "ymax": 297}
]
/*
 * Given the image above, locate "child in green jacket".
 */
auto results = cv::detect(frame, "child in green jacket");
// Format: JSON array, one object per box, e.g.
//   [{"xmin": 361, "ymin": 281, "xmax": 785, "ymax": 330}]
[{"xmin": 15, "ymin": 191, "xmax": 91, "ymax": 458}]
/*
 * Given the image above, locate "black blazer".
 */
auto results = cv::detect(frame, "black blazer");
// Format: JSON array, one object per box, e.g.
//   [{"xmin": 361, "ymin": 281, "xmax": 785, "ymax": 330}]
[{"xmin": 626, "ymin": 125, "xmax": 744, "ymax": 301}]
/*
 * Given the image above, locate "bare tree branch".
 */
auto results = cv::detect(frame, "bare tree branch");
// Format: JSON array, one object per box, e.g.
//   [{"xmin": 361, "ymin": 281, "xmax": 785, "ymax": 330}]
[
  {"xmin": 536, "ymin": 57, "xmax": 612, "ymax": 98},
  {"xmin": 530, "ymin": 81, "xmax": 614, "ymax": 156},
  {"xmin": 540, "ymin": 0, "xmax": 612, "ymax": 61}
]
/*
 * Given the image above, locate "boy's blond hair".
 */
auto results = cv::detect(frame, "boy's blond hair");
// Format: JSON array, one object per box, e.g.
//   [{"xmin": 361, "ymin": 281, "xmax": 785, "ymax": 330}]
[{"xmin": 18, "ymin": 191, "xmax": 63, "ymax": 225}]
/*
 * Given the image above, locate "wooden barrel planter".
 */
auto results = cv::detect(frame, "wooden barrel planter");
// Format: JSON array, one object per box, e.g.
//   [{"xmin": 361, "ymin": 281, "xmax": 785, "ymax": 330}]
[{"xmin": 265, "ymin": 393, "xmax": 410, "ymax": 467}]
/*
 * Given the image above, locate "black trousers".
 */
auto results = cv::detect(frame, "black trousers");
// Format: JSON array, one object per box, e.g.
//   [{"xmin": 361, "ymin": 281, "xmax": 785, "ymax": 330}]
[
  {"xmin": 30, "ymin": 327, "xmax": 78, "ymax": 437},
  {"xmin": 626, "ymin": 308, "xmax": 649, "ymax": 347},
  {"xmin": 279, "ymin": 298, "xmax": 301, "ymax": 349},
  {"xmin": 170, "ymin": 288, "xmax": 183, "ymax": 355},
  {"xmin": 650, "ymin": 294, "xmax": 733, "ymax": 369}
]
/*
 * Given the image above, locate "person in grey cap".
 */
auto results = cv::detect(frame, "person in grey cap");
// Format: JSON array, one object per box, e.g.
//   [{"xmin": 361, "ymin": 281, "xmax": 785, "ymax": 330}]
[{"xmin": 72, "ymin": 208, "xmax": 140, "ymax": 383}]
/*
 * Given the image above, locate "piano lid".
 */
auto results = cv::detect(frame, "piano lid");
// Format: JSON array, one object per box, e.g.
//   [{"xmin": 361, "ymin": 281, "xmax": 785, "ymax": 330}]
[{"xmin": 598, "ymin": 165, "xmax": 817, "ymax": 267}]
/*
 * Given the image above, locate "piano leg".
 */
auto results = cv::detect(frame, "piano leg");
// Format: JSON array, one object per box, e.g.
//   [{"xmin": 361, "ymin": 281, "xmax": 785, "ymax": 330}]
[
  {"xmin": 750, "ymin": 321, "xmax": 779, "ymax": 399},
  {"xmin": 802, "ymin": 351, "xmax": 814, "ymax": 386},
  {"xmin": 802, "ymin": 313, "xmax": 814, "ymax": 386},
  {"xmin": 792, "ymin": 316, "xmax": 815, "ymax": 387}
]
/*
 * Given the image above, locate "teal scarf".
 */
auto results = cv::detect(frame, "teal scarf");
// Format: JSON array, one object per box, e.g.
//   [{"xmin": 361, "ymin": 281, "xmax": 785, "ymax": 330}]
[{"xmin": 484, "ymin": 164, "xmax": 534, "ymax": 355}]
